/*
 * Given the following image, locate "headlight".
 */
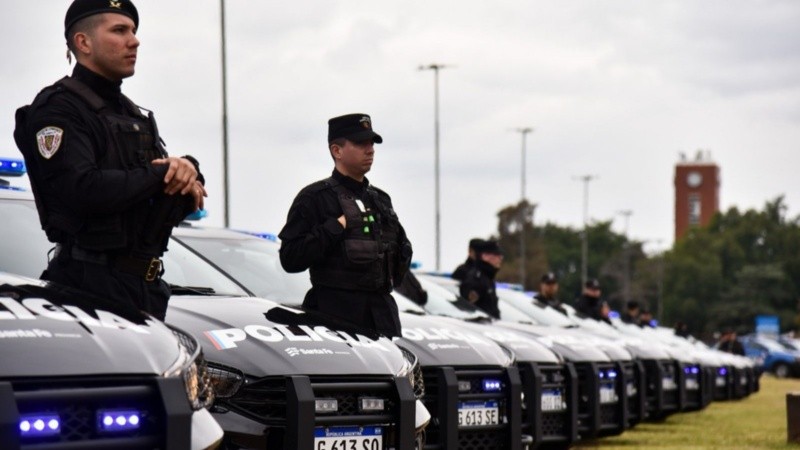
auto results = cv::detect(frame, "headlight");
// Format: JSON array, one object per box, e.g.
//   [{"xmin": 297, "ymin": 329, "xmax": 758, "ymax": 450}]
[
  {"xmin": 164, "ymin": 326, "xmax": 215, "ymax": 410},
  {"xmin": 397, "ymin": 346, "xmax": 425, "ymax": 399},
  {"xmin": 205, "ymin": 363, "xmax": 245, "ymax": 398}
]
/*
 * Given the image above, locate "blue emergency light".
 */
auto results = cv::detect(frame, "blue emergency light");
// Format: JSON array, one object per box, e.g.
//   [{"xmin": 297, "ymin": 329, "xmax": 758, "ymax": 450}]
[
  {"xmin": 0, "ymin": 158, "xmax": 26, "ymax": 177},
  {"xmin": 97, "ymin": 409, "xmax": 142, "ymax": 433},
  {"xmin": 184, "ymin": 209, "xmax": 208, "ymax": 221},
  {"xmin": 19, "ymin": 414, "xmax": 61, "ymax": 438},
  {"xmin": 482, "ymin": 378, "xmax": 503, "ymax": 392}
]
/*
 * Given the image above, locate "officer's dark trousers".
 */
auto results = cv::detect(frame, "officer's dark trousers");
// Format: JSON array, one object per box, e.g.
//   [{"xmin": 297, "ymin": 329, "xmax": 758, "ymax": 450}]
[{"xmin": 42, "ymin": 256, "xmax": 170, "ymax": 320}]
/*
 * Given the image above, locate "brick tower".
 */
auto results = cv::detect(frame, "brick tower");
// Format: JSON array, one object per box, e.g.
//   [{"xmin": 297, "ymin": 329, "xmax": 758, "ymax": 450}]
[{"xmin": 674, "ymin": 150, "xmax": 720, "ymax": 240}]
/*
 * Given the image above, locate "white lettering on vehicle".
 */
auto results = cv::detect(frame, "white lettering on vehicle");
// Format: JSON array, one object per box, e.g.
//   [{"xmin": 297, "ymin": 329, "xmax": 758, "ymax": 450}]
[
  {"xmin": 0, "ymin": 297, "xmax": 150, "ymax": 334},
  {"xmin": 401, "ymin": 327, "xmax": 494, "ymax": 346},
  {"xmin": 204, "ymin": 325, "xmax": 390, "ymax": 352}
]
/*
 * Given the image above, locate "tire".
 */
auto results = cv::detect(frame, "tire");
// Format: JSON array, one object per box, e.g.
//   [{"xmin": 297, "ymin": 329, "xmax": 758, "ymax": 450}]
[{"xmin": 773, "ymin": 363, "xmax": 791, "ymax": 378}]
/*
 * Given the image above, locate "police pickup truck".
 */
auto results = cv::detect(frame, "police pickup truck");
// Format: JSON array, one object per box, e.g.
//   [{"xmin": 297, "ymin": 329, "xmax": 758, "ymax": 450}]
[
  {"xmin": 0, "ymin": 160, "xmax": 427, "ymax": 450},
  {"xmin": 168, "ymin": 226, "xmax": 530, "ymax": 450}
]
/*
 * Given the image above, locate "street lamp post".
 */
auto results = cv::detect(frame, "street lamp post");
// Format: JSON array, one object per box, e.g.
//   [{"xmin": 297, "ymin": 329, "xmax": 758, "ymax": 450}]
[
  {"xmin": 514, "ymin": 127, "xmax": 533, "ymax": 287},
  {"xmin": 574, "ymin": 175, "xmax": 598, "ymax": 285},
  {"xmin": 220, "ymin": 0, "xmax": 230, "ymax": 227},
  {"xmin": 418, "ymin": 64, "xmax": 451, "ymax": 272},
  {"xmin": 617, "ymin": 209, "xmax": 633, "ymax": 305}
]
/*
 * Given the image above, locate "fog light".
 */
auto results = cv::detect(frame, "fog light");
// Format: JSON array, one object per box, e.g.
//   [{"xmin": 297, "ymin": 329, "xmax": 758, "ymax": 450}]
[
  {"xmin": 98, "ymin": 410, "xmax": 142, "ymax": 433},
  {"xmin": 458, "ymin": 380, "xmax": 472, "ymax": 392},
  {"xmin": 315, "ymin": 399, "xmax": 338, "ymax": 414},
  {"xmin": 20, "ymin": 414, "xmax": 60, "ymax": 438},
  {"xmin": 359, "ymin": 398, "xmax": 385, "ymax": 412}
]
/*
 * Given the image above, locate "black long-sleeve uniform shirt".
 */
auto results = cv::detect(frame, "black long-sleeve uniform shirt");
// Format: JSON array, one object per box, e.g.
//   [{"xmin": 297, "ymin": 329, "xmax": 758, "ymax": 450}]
[{"xmin": 278, "ymin": 169, "xmax": 410, "ymax": 337}]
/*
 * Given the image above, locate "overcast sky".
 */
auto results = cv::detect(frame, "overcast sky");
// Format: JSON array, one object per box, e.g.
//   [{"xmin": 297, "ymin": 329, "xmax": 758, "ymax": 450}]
[{"xmin": 2, "ymin": 1, "xmax": 799, "ymax": 272}]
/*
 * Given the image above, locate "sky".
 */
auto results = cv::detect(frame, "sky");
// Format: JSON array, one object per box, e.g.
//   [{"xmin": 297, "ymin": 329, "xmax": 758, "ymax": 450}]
[{"xmin": 2, "ymin": 1, "xmax": 799, "ymax": 272}]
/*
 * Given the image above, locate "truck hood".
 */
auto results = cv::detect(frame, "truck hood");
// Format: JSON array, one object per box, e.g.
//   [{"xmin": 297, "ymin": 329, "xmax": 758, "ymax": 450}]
[
  {"xmin": 493, "ymin": 322, "xmax": 612, "ymax": 362},
  {"xmin": 0, "ymin": 273, "xmax": 182, "ymax": 377},
  {"xmin": 396, "ymin": 313, "xmax": 514, "ymax": 367},
  {"xmin": 440, "ymin": 318, "xmax": 562, "ymax": 364},
  {"xmin": 167, "ymin": 295, "xmax": 407, "ymax": 377}
]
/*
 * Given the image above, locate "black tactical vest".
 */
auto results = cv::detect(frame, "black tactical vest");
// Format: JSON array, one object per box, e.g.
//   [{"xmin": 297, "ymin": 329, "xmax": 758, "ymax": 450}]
[
  {"xmin": 309, "ymin": 178, "xmax": 402, "ymax": 292},
  {"xmin": 15, "ymin": 76, "xmax": 167, "ymax": 253}
]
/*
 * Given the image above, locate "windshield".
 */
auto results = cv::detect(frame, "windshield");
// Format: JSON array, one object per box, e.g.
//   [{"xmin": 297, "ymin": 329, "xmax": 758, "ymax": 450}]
[
  {"xmin": 496, "ymin": 288, "xmax": 576, "ymax": 327},
  {"xmin": 161, "ymin": 240, "xmax": 249, "ymax": 296},
  {"xmin": 0, "ymin": 198, "xmax": 54, "ymax": 278},
  {"xmin": 415, "ymin": 275, "xmax": 491, "ymax": 320},
  {"xmin": 174, "ymin": 233, "xmax": 311, "ymax": 304}
]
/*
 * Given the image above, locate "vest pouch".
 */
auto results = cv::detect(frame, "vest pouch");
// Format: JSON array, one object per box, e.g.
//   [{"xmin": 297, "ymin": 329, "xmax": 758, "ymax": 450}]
[
  {"xmin": 344, "ymin": 239, "xmax": 381, "ymax": 265},
  {"xmin": 106, "ymin": 117, "xmax": 155, "ymax": 168}
]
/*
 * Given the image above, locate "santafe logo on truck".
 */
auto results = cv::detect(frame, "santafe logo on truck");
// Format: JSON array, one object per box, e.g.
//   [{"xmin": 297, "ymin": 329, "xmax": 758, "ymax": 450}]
[{"xmin": 204, "ymin": 324, "xmax": 390, "ymax": 352}]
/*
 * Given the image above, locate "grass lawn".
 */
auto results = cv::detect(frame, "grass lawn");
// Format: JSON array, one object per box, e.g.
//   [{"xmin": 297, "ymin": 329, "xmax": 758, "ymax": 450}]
[{"xmin": 574, "ymin": 375, "xmax": 800, "ymax": 450}]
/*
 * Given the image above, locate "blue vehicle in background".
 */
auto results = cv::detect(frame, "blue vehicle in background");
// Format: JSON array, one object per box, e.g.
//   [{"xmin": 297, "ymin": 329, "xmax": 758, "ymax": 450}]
[{"xmin": 739, "ymin": 336, "xmax": 800, "ymax": 378}]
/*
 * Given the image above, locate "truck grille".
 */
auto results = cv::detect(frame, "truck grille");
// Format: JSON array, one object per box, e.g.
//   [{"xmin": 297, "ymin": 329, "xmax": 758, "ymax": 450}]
[
  {"xmin": 3, "ymin": 376, "xmax": 171, "ymax": 448},
  {"xmin": 224, "ymin": 375, "xmax": 411, "ymax": 450},
  {"xmin": 421, "ymin": 366, "xmax": 517, "ymax": 450},
  {"xmin": 573, "ymin": 361, "xmax": 625, "ymax": 438},
  {"xmin": 517, "ymin": 362, "xmax": 574, "ymax": 445}
]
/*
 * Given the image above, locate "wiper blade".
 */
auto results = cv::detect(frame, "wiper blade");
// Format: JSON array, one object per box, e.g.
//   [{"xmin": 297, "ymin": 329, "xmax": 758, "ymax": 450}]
[
  {"xmin": 403, "ymin": 309, "xmax": 426, "ymax": 316},
  {"xmin": 464, "ymin": 316, "xmax": 493, "ymax": 324},
  {"xmin": 169, "ymin": 284, "xmax": 216, "ymax": 295}
]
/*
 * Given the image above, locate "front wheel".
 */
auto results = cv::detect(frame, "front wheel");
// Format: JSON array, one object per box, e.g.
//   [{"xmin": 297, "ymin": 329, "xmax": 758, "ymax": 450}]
[{"xmin": 773, "ymin": 363, "xmax": 791, "ymax": 378}]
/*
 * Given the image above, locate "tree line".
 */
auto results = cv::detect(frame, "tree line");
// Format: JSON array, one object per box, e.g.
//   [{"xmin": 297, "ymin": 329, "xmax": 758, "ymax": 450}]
[{"xmin": 491, "ymin": 197, "xmax": 800, "ymax": 340}]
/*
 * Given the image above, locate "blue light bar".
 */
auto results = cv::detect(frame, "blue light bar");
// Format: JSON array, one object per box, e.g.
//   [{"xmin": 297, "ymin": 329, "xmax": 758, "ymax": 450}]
[
  {"xmin": 607, "ymin": 370, "xmax": 618, "ymax": 379},
  {"xmin": 97, "ymin": 410, "xmax": 142, "ymax": 433},
  {"xmin": 0, "ymin": 158, "xmax": 26, "ymax": 177},
  {"xmin": 608, "ymin": 310, "xmax": 620, "ymax": 319},
  {"xmin": 20, "ymin": 414, "xmax": 60, "ymax": 438},
  {"xmin": 691, "ymin": 367, "xmax": 700, "ymax": 375},
  {"xmin": 482, "ymin": 378, "xmax": 502, "ymax": 392},
  {"xmin": 240, "ymin": 230, "xmax": 278, "ymax": 242},
  {"xmin": 718, "ymin": 368, "xmax": 728, "ymax": 376}
]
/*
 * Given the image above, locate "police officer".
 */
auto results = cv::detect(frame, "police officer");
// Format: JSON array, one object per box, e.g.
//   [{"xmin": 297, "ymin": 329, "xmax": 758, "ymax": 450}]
[
  {"xmin": 459, "ymin": 240, "xmax": 503, "ymax": 319},
  {"xmin": 13, "ymin": 0, "xmax": 206, "ymax": 320},
  {"xmin": 620, "ymin": 300, "xmax": 640, "ymax": 325},
  {"xmin": 534, "ymin": 272, "xmax": 568, "ymax": 315},
  {"xmin": 574, "ymin": 278, "xmax": 608, "ymax": 323},
  {"xmin": 451, "ymin": 238, "xmax": 484, "ymax": 281},
  {"xmin": 278, "ymin": 113, "xmax": 412, "ymax": 337}
]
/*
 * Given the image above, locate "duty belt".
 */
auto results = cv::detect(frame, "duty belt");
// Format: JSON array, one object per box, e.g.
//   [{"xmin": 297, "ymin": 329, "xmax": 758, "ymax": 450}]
[{"xmin": 57, "ymin": 244, "xmax": 163, "ymax": 282}]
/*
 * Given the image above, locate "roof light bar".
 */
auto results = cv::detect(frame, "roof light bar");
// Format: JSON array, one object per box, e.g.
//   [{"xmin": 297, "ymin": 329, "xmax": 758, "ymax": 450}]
[{"xmin": 0, "ymin": 158, "xmax": 26, "ymax": 177}]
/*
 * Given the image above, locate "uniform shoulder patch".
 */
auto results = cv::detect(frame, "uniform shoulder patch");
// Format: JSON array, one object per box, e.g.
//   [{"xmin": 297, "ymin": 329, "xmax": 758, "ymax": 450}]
[{"xmin": 36, "ymin": 126, "xmax": 64, "ymax": 159}]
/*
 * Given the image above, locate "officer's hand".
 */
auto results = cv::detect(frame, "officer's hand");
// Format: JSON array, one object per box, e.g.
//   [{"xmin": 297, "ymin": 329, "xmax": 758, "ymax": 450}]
[
  {"xmin": 337, "ymin": 215, "xmax": 346, "ymax": 229},
  {"xmin": 152, "ymin": 157, "xmax": 198, "ymax": 195},
  {"xmin": 190, "ymin": 180, "xmax": 207, "ymax": 211}
]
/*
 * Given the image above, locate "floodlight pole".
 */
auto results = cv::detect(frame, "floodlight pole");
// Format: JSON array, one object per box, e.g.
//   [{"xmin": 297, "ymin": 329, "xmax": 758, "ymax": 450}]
[
  {"xmin": 575, "ymin": 175, "xmax": 598, "ymax": 285},
  {"xmin": 418, "ymin": 64, "xmax": 451, "ymax": 272},
  {"xmin": 220, "ymin": 0, "xmax": 230, "ymax": 227},
  {"xmin": 617, "ymin": 209, "xmax": 633, "ymax": 305},
  {"xmin": 515, "ymin": 127, "xmax": 534, "ymax": 287}
]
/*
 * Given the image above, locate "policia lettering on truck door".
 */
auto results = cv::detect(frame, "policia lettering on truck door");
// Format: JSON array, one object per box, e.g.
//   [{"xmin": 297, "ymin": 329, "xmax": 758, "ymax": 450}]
[
  {"xmin": 13, "ymin": 0, "xmax": 207, "ymax": 320},
  {"xmin": 279, "ymin": 113, "xmax": 412, "ymax": 337}
]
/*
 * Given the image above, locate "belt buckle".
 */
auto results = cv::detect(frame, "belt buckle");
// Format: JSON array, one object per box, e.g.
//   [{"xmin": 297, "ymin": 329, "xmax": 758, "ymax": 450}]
[{"xmin": 145, "ymin": 257, "xmax": 162, "ymax": 282}]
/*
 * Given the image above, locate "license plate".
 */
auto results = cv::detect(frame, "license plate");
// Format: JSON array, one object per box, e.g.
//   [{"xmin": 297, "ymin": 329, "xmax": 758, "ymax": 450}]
[
  {"xmin": 314, "ymin": 426, "xmax": 382, "ymax": 450},
  {"xmin": 685, "ymin": 378, "xmax": 699, "ymax": 391},
  {"xmin": 599, "ymin": 385, "xmax": 617, "ymax": 404},
  {"xmin": 458, "ymin": 400, "xmax": 499, "ymax": 427},
  {"xmin": 541, "ymin": 389, "xmax": 565, "ymax": 412},
  {"xmin": 662, "ymin": 377, "xmax": 677, "ymax": 391},
  {"xmin": 715, "ymin": 376, "xmax": 727, "ymax": 387}
]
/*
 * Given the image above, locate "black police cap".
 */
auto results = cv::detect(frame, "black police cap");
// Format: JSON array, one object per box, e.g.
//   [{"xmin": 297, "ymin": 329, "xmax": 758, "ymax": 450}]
[
  {"xmin": 477, "ymin": 240, "xmax": 503, "ymax": 256},
  {"xmin": 468, "ymin": 238, "xmax": 485, "ymax": 251},
  {"xmin": 541, "ymin": 272, "xmax": 558, "ymax": 284},
  {"xmin": 585, "ymin": 278, "xmax": 601, "ymax": 289},
  {"xmin": 328, "ymin": 113, "xmax": 383, "ymax": 144},
  {"xmin": 65, "ymin": 0, "xmax": 139, "ymax": 40}
]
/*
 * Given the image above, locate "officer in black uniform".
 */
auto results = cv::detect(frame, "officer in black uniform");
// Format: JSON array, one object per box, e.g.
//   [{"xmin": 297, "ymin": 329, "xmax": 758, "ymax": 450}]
[
  {"xmin": 13, "ymin": 0, "xmax": 206, "ymax": 320},
  {"xmin": 574, "ymin": 278, "xmax": 608, "ymax": 323},
  {"xmin": 458, "ymin": 240, "xmax": 503, "ymax": 319},
  {"xmin": 534, "ymin": 271, "xmax": 568, "ymax": 315},
  {"xmin": 451, "ymin": 238, "xmax": 484, "ymax": 281},
  {"xmin": 620, "ymin": 300, "xmax": 640, "ymax": 325},
  {"xmin": 278, "ymin": 113, "xmax": 412, "ymax": 337}
]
